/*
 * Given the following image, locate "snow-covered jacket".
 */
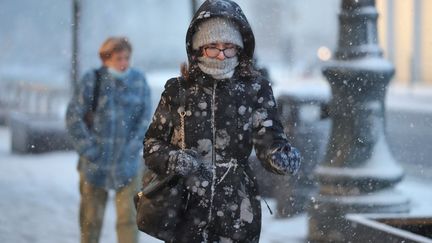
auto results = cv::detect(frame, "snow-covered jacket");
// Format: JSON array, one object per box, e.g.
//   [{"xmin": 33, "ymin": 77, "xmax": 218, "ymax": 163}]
[
  {"xmin": 66, "ymin": 66, "xmax": 151, "ymax": 189},
  {"xmin": 143, "ymin": 0, "xmax": 300, "ymax": 242}
]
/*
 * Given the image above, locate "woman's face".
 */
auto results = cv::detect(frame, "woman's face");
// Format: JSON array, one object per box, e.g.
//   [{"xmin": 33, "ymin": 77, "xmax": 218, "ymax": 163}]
[
  {"xmin": 104, "ymin": 50, "xmax": 130, "ymax": 72},
  {"xmin": 201, "ymin": 42, "xmax": 238, "ymax": 60}
]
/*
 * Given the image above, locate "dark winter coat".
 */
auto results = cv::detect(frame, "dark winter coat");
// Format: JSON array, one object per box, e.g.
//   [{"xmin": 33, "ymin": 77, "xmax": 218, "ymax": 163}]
[{"xmin": 143, "ymin": 0, "xmax": 300, "ymax": 242}]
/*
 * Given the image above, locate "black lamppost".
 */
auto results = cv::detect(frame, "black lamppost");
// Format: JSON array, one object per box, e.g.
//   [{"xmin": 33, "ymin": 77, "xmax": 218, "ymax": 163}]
[
  {"xmin": 71, "ymin": 0, "xmax": 81, "ymax": 90},
  {"xmin": 308, "ymin": 0, "xmax": 409, "ymax": 242}
]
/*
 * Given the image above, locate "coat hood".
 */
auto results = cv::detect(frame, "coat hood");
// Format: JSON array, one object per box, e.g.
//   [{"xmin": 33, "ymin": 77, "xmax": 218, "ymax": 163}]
[{"xmin": 186, "ymin": 0, "xmax": 255, "ymax": 65}]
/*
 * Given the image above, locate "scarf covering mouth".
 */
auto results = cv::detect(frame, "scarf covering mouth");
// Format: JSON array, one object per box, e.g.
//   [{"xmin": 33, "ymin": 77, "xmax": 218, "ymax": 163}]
[
  {"xmin": 197, "ymin": 56, "xmax": 239, "ymax": 79},
  {"xmin": 108, "ymin": 68, "xmax": 131, "ymax": 80}
]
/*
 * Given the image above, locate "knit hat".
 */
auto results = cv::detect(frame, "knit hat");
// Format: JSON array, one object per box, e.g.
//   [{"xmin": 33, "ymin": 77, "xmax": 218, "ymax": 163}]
[{"xmin": 192, "ymin": 17, "xmax": 244, "ymax": 50}]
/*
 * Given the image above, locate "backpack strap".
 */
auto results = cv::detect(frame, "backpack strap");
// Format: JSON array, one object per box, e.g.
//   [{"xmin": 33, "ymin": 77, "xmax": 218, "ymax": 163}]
[
  {"xmin": 84, "ymin": 69, "xmax": 102, "ymax": 128},
  {"xmin": 92, "ymin": 68, "xmax": 102, "ymax": 112}
]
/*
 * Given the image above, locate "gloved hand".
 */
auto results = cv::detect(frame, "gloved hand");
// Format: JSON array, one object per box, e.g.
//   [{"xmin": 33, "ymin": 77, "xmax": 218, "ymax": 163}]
[
  {"xmin": 168, "ymin": 149, "xmax": 201, "ymax": 176},
  {"xmin": 268, "ymin": 144, "xmax": 301, "ymax": 175},
  {"xmin": 184, "ymin": 161, "xmax": 213, "ymax": 196}
]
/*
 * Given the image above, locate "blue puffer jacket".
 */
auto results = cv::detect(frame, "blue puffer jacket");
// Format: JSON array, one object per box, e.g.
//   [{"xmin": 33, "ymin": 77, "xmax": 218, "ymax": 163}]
[{"xmin": 66, "ymin": 66, "xmax": 152, "ymax": 189}]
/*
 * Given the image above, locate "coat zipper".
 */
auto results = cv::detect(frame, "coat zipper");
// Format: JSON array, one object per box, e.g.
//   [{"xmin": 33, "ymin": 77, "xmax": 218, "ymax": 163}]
[{"xmin": 204, "ymin": 81, "xmax": 218, "ymax": 241}]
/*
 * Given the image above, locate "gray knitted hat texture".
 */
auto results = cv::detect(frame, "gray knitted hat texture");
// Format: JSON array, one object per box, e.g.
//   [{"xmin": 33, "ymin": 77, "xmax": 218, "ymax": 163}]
[{"xmin": 192, "ymin": 17, "xmax": 244, "ymax": 50}]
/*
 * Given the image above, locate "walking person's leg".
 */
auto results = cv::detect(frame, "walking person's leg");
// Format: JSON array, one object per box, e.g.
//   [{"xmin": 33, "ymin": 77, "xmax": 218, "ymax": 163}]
[
  {"xmin": 79, "ymin": 173, "xmax": 108, "ymax": 243},
  {"xmin": 115, "ymin": 175, "xmax": 140, "ymax": 243}
]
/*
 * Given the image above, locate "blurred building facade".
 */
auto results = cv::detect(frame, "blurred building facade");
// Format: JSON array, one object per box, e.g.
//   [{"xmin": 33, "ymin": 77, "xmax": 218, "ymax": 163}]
[
  {"xmin": 377, "ymin": 0, "xmax": 432, "ymax": 85},
  {"xmin": 0, "ymin": 0, "xmax": 430, "ymax": 86}
]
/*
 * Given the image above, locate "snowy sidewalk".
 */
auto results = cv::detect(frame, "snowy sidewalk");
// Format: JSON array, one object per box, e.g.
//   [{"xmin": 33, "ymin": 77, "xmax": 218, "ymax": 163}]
[
  {"xmin": 0, "ymin": 127, "xmax": 306, "ymax": 243},
  {"xmin": 0, "ymin": 126, "xmax": 431, "ymax": 243}
]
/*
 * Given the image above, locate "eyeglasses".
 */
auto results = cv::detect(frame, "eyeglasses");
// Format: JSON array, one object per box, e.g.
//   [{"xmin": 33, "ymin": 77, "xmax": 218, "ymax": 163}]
[{"xmin": 203, "ymin": 45, "xmax": 239, "ymax": 58}]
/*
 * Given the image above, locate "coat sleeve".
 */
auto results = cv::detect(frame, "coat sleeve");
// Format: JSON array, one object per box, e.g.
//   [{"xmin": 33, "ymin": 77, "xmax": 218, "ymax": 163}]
[
  {"xmin": 124, "ymin": 72, "xmax": 152, "ymax": 156},
  {"xmin": 252, "ymin": 78, "xmax": 298, "ymax": 175},
  {"xmin": 143, "ymin": 78, "xmax": 180, "ymax": 175},
  {"xmin": 65, "ymin": 71, "xmax": 100, "ymax": 161}
]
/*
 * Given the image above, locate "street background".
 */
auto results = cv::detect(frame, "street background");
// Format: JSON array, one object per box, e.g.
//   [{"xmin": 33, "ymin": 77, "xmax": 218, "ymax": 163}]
[{"xmin": 1, "ymin": 0, "xmax": 431, "ymax": 242}]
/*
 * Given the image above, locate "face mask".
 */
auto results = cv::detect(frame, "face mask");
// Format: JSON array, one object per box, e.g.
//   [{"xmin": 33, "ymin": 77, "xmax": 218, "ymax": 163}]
[
  {"xmin": 197, "ymin": 56, "xmax": 239, "ymax": 80},
  {"xmin": 108, "ymin": 68, "xmax": 130, "ymax": 80}
]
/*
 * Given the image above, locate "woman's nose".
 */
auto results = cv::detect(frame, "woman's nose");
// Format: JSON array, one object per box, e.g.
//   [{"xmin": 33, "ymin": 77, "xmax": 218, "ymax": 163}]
[{"xmin": 216, "ymin": 51, "xmax": 226, "ymax": 60}]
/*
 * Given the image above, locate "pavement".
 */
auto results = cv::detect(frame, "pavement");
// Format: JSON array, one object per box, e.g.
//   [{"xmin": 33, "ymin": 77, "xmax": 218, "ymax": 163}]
[{"xmin": 0, "ymin": 126, "xmax": 309, "ymax": 243}]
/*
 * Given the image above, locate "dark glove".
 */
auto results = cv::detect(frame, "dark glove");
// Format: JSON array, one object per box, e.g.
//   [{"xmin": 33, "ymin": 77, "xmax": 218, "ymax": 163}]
[
  {"xmin": 168, "ymin": 149, "xmax": 200, "ymax": 176},
  {"xmin": 184, "ymin": 162, "xmax": 213, "ymax": 196},
  {"xmin": 268, "ymin": 144, "xmax": 301, "ymax": 175}
]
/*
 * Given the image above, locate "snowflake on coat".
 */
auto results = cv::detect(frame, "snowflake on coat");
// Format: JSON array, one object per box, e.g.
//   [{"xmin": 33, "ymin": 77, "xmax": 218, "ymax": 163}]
[{"xmin": 197, "ymin": 11, "xmax": 211, "ymax": 19}]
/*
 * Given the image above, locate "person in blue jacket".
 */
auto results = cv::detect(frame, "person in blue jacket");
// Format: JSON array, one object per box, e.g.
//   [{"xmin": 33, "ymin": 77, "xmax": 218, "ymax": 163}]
[{"xmin": 66, "ymin": 36, "xmax": 151, "ymax": 243}]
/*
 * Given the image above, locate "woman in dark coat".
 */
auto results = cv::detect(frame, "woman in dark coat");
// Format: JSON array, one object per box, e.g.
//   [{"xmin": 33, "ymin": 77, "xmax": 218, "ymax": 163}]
[{"xmin": 143, "ymin": 0, "xmax": 301, "ymax": 242}]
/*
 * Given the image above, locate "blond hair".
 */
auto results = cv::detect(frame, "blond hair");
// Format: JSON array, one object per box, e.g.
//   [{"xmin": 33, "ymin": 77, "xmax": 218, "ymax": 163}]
[{"xmin": 98, "ymin": 37, "xmax": 132, "ymax": 62}]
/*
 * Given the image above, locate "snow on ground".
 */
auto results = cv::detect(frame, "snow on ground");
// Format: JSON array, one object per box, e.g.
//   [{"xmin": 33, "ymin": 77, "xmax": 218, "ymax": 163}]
[
  {"xmin": 0, "ymin": 127, "xmax": 307, "ymax": 243},
  {"xmin": 0, "ymin": 123, "xmax": 431, "ymax": 243}
]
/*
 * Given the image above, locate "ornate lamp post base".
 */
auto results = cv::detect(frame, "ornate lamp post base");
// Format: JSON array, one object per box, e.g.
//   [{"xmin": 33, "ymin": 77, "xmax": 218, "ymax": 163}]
[{"xmin": 307, "ymin": 1, "xmax": 410, "ymax": 242}]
